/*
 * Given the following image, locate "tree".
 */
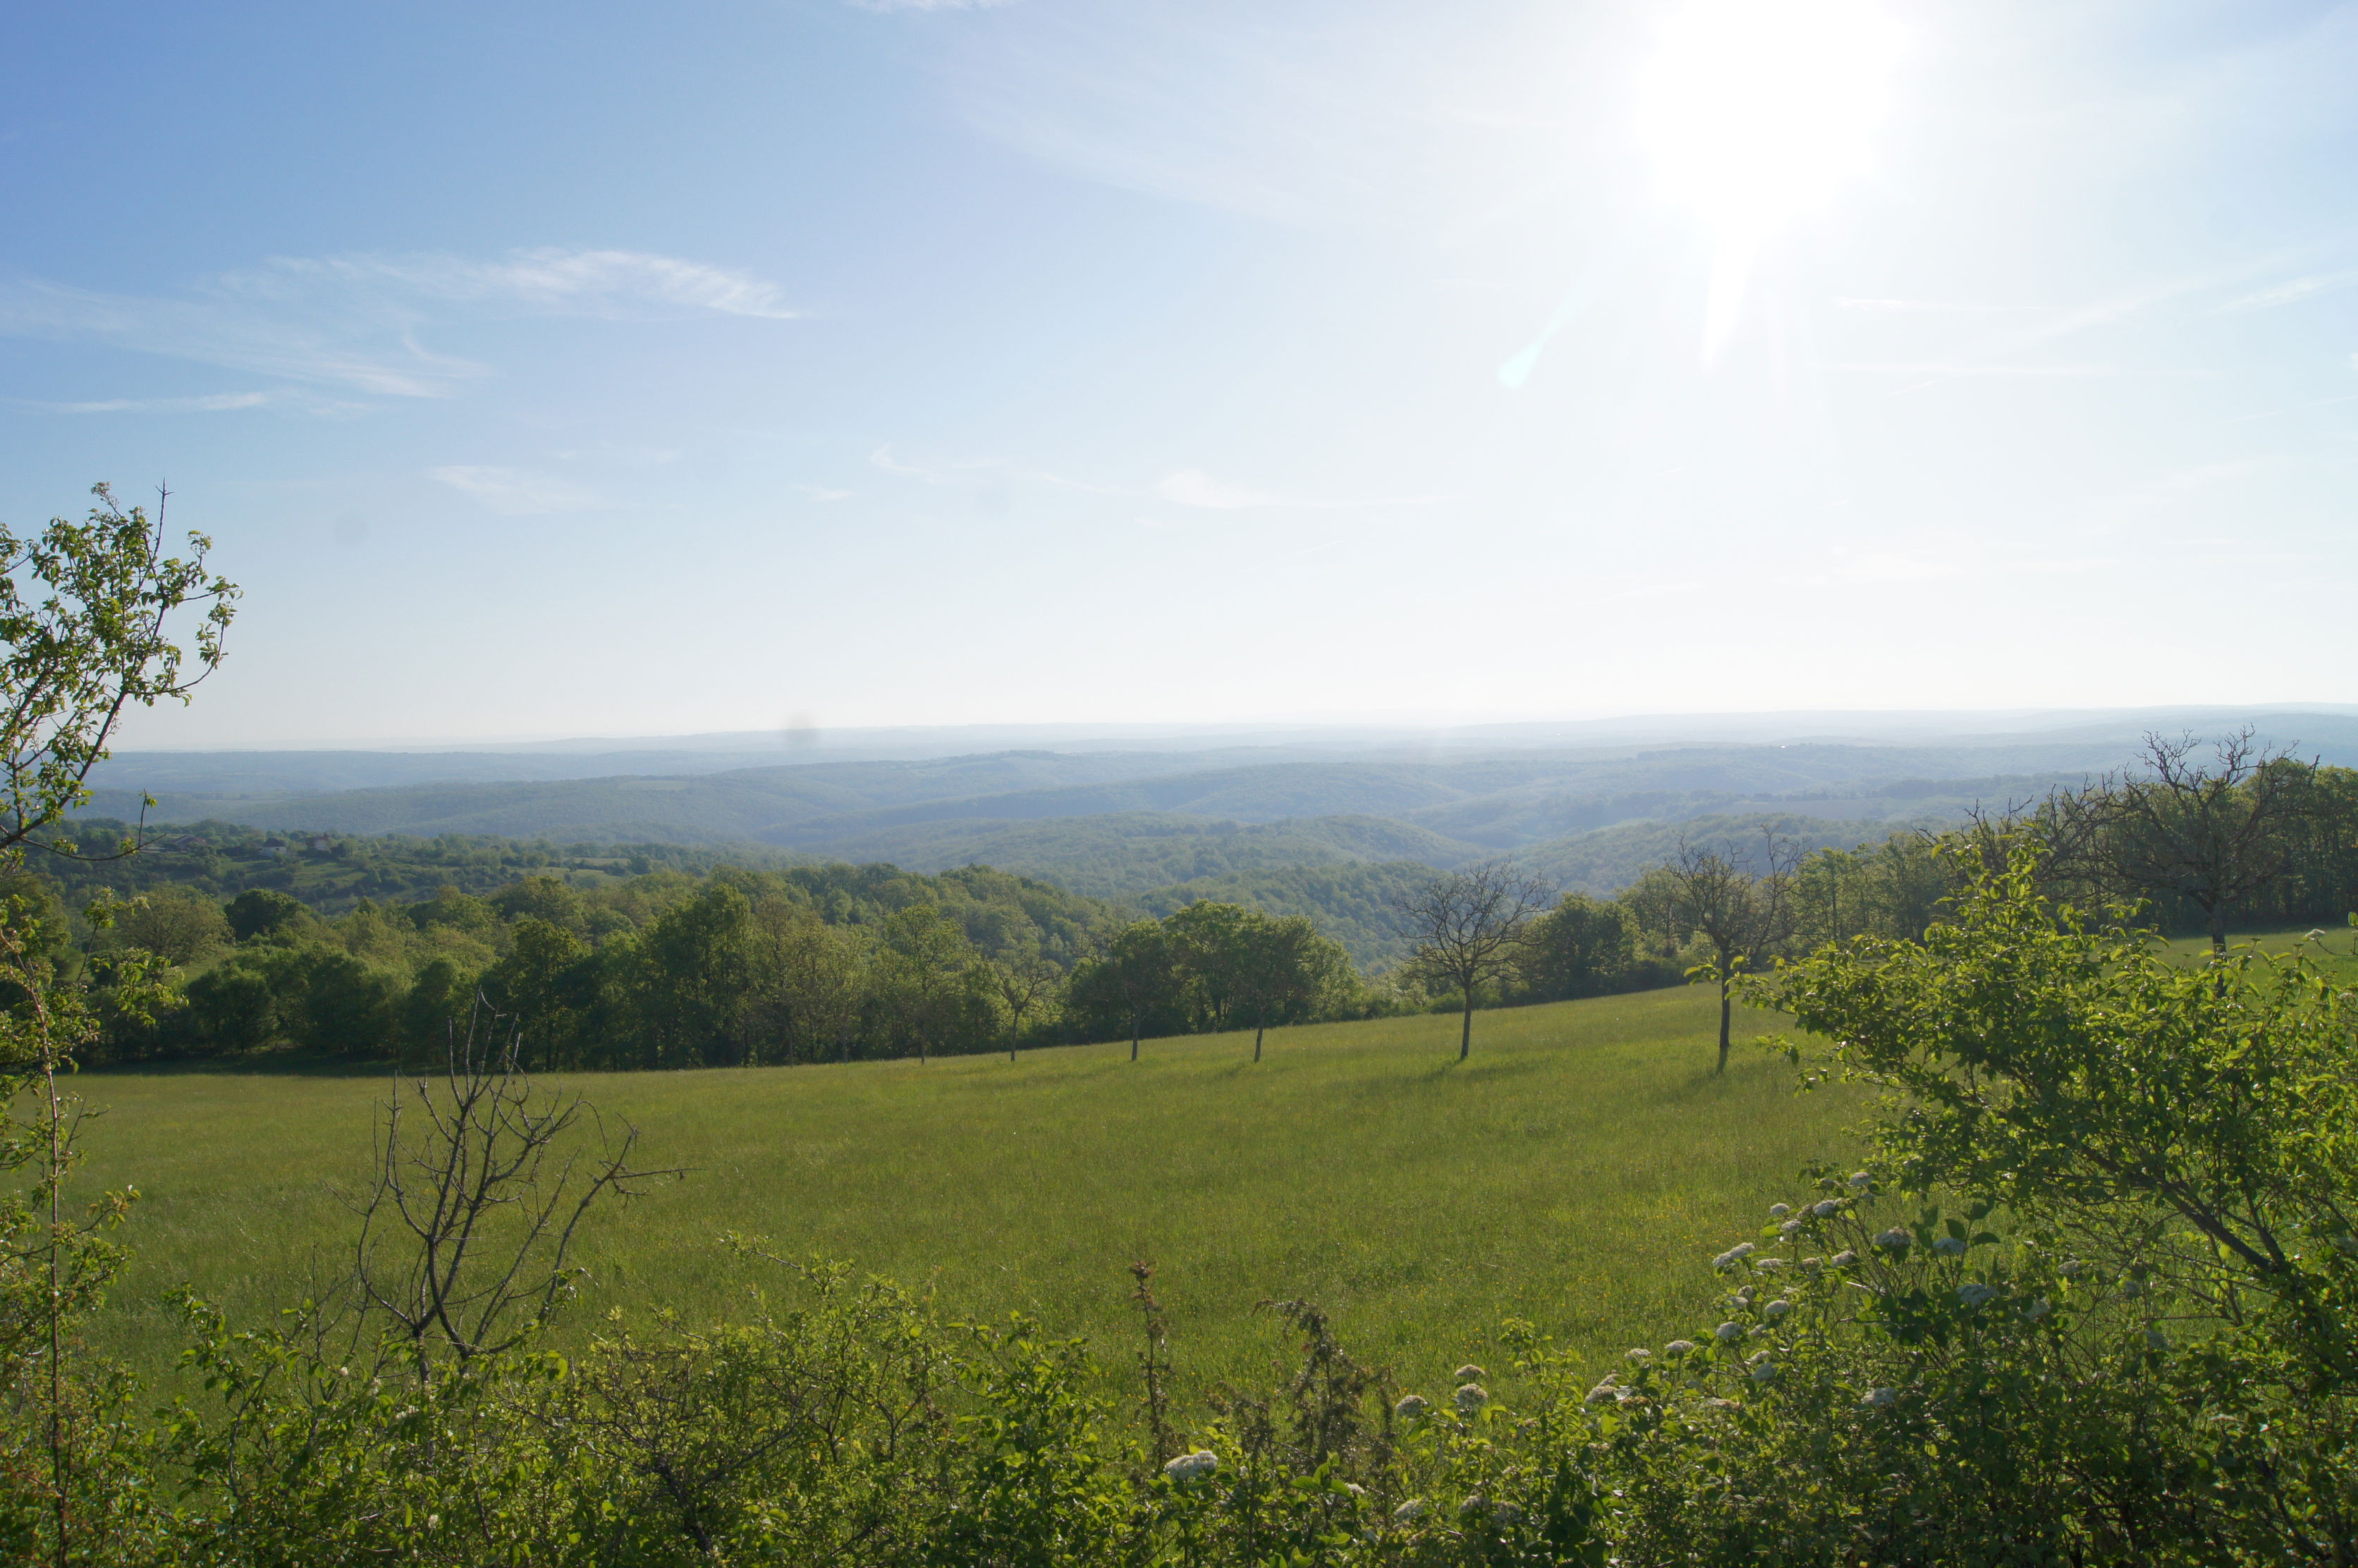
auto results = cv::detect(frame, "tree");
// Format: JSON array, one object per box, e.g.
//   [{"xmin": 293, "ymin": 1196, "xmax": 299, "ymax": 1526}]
[
  {"xmin": 1513, "ymin": 893, "xmax": 1637, "ymax": 1001},
  {"xmin": 1164, "ymin": 900, "xmax": 1254, "ymax": 1033},
  {"xmin": 225, "ymin": 887, "xmax": 307, "ymax": 942},
  {"xmin": 2049, "ymin": 729, "xmax": 2314, "ymax": 954},
  {"xmin": 1228, "ymin": 914, "xmax": 1349, "ymax": 1062},
  {"xmin": 989, "ymin": 945, "xmax": 1060, "ymax": 1062},
  {"xmin": 1631, "ymin": 832, "xmax": 1798, "ymax": 1073},
  {"xmin": 874, "ymin": 904, "xmax": 981, "ymax": 1062},
  {"xmin": 0, "ymin": 483, "xmax": 234, "ymax": 1564},
  {"xmin": 1075, "ymin": 920, "xmax": 1180, "ymax": 1060},
  {"xmin": 1395, "ymin": 862, "xmax": 1551, "ymax": 1061},
  {"xmin": 110, "ymin": 883, "xmax": 230, "ymax": 967}
]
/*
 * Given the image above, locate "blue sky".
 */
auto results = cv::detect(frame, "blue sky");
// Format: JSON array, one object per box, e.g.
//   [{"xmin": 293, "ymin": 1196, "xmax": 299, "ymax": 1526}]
[{"xmin": 3, "ymin": 0, "xmax": 2354, "ymax": 746}]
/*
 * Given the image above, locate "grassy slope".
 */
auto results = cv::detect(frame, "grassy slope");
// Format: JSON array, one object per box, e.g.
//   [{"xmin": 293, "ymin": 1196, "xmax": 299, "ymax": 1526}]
[{"xmin": 75, "ymin": 986, "xmax": 1867, "ymax": 1407}]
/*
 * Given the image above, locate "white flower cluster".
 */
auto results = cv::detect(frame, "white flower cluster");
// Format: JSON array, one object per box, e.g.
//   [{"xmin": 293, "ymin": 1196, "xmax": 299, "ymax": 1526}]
[
  {"xmin": 1931, "ymin": 1235, "xmax": 1968, "ymax": 1257},
  {"xmin": 1625, "ymin": 1348, "xmax": 1651, "ymax": 1363},
  {"xmin": 1747, "ymin": 1355, "xmax": 1778, "ymax": 1384},
  {"xmin": 1859, "ymin": 1386, "xmax": 1898, "ymax": 1409},
  {"xmin": 1584, "ymin": 1378, "xmax": 1621, "ymax": 1406},
  {"xmin": 1713, "ymin": 1242, "xmax": 1757, "ymax": 1271},
  {"xmin": 1393, "ymin": 1498, "xmax": 1427, "ymax": 1522},
  {"xmin": 1715, "ymin": 1321, "xmax": 1745, "ymax": 1342},
  {"xmin": 1830, "ymin": 1250, "xmax": 1859, "ymax": 1268},
  {"xmin": 1454, "ymin": 1364, "xmax": 1485, "ymax": 1382},
  {"xmin": 1663, "ymin": 1340, "xmax": 1698, "ymax": 1356},
  {"xmin": 1754, "ymin": 1257, "xmax": 1786, "ymax": 1273},
  {"xmin": 1873, "ymin": 1228, "xmax": 1913, "ymax": 1252},
  {"xmin": 1778, "ymin": 1219, "xmax": 1805, "ymax": 1239},
  {"xmin": 1394, "ymin": 1394, "xmax": 1429, "ymax": 1421},
  {"xmin": 1763, "ymin": 1299, "xmax": 1792, "ymax": 1319},
  {"xmin": 1956, "ymin": 1282, "xmax": 1999, "ymax": 1308},
  {"xmin": 1847, "ymin": 1172, "xmax": 1872, "ymax": 1192},
  {"xmin": 1810, "ymin": 1199, "xmax": 1843, "ymax": 1218},
  {"xmin": 1163, "ymin": 1450, "xmax": 1219, "ymax": 1483},
  {"xmin": 1454, "ymin": 1383, "xmax": 1489, "ymax": 1415},
  {"xmin": 1768, "ymin": 1203, "xmax": 1792, "ymax": 1218}
]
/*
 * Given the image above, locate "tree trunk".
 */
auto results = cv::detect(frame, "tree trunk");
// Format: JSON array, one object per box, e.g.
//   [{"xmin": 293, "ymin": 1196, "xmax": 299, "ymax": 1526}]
[
  {"xmin": 1130, "ymin": 1010, "xmax": 1141, "ymax": 1062},
  {"xmin": 1459, "ymin": 989, "xmax": 1474, "ymax": 1062},
  {"xmin": 2209, "ymin": 900, "xmax": 2228, "ymax": 956},
  {"xmin": 1716, "ymin": 972, "xmax": 1733, "ymax": 1074},
  {"xmin": 1253, "ymin": 1011, "xmax": 1265, "ymax": 1062}
]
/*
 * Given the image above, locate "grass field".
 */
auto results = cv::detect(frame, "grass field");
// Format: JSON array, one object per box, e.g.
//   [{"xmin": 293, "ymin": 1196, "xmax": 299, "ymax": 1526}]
[{"xmin": 72, "ymin": 986, "xmax": 1879, "ymax": 1408}]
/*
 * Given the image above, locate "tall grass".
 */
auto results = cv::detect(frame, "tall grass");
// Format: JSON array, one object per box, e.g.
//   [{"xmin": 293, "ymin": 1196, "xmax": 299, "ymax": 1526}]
[{"xmin": 75, "ymin": 986, "xmax": 1869, "ymax": 1406}]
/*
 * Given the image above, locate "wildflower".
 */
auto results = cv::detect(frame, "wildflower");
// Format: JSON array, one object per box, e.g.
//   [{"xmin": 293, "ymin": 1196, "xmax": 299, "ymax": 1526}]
[
  {"xmin": 1800, "ymin": 1257, "xmax": 1823, "ymax": 1272},
  {"xmin": 1460, "ymin": 1495, "xmax": 1489, "ymax": 1517},
  {"xmin": 1748, "ymin": 1358, "xmax": 1778, "ymax": 1384},
  {"xmin": 1763, "ymin": 1299, "xmax": 1792, "ymax": 1319},
  {"xmin": 1768, "ymin": 1203, "xmax": 1791, "ymax": 1218},
  {"xmin": 1931, "ymin": 1236, "xmax": 1967, "ymax": 1257},
  {"xmin": 1754, "ymin": 1257, "xmax": 1786, "ymax": 1273},
  {"xmin": 1706, "ymin": 1397, "xmax": 1741, "ymax": 1410},
  {"xmin": 1713, "ymin": 1242, "xmax": 1757, "ymax": 1270},
  {"xmin": 1859, "ymin": 1387, "xmax": 1898, "ymax": 1409},
  {"xmin": 1830, "ymin": 1250, "xmax": 1859, "ymax": 1268},
  {"xmin": 1492, "ymin": 1501, "xmax": 1525, "ymax": 1524},
  {"xmin": 1732, "ymin": 1285, "xmax": 1756, "ymax": 1304},
  {"xmin": 1453, "ymin": 1364, "xmax": 1485, "ymax": 1382},
  {"xmin": 1345, "ymin": 1483, "xmax": 1367, "ymax": 1497},
  {"xmin": 1584, "ymin": 1378, "xmax": 1620, "ymax": 1405},
  {"xmin": 2146, "ymin": 1328, "xmax": 2170, "ymax": 1353},
  {"xmin": 1454, "ymin": 1383, "xmax": 1489, "ymax": 1415},
  {"xmin": 1663, "ymin": 1340, "xmax": 1698, "ymax": 1356},
  {"xmin": 1393, "ymin": 1499, "xmax": 1427, "ymax": 1523},
  {"xmin": 1847, "ymin": 1172, "xmax": 1872, "ymax": 1192},
  {"xmin": 2060, "ymin": 1258, "xmax": 2088, "ymax": 1279},
  {"xmin": 1625, "ymin": 1347, "xmax": 1651, "ymax": 1362},
  {"xmin": 1163, "ymin": 1450, "xmax": 1219, "ymax": 1483},
  {"xmin": 1715, "ymin": 1321, "xmax": 1744, "ymax": 1342},
  {"xmin": 2024, "ymin": 1298, "xmax": 2052, "ymax": 1321},
  {"xmin": 1872, "ymin": 1228, "xmax": 1912, "ymax": 1253},
  {"xmin": 1956, "ymin": 1282, "xmax": 1998, "ymax": 1309},
  {"xmin": 1394, "ymin": 1394, "xmax": 1429, "ymax": 1421},
  {"xmin": 1779, "ymin": 1220, "xmax": 1804, "ymax": 1239},
  {"xmin": 1811, "ymin": 1199, "xmax": 1843, "ymax": 1218}
]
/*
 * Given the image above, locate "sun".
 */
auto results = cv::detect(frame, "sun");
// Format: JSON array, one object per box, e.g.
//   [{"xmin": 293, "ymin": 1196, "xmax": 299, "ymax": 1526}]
[
  {"xmin": 1635, "ymin": 0, "xmax": 1903, "ymax": 355},
  {"xmin": 1638, "ymin": 0, "xmax": 1902, "ymax": 231}
]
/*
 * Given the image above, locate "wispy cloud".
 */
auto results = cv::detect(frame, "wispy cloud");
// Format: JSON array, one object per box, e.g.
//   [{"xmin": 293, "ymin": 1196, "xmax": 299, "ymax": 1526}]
[
  {"xmin": 1158, "ymin": 469, "xmax": 1277, "ymax": 509},
  {"xmin": 2222, "ymin": 268, "xmax": 2358, "ymax": 312},
  {"xmin": 0, "ymin": 247, "xmax": 798, "ymax": 397},
  {"xmin": 11, "ymin": 391, "xmax": 274, "ymax": 414},
  {"xmin": 848, "ymin": 0, "xmax": 1016, "ymax": 11},
  {"xmin": 430, "ymin": 465, "xmax": 605, "ymax": 515}
]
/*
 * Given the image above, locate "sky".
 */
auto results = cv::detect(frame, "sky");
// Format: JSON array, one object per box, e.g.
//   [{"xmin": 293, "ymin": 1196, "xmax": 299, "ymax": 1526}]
[{"xmin": 2, "ymin": 0, "xmax": 2355, "ymax": 747}]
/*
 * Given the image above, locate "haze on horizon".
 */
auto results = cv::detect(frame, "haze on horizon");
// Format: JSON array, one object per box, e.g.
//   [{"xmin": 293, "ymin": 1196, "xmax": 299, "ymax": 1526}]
[{"xmin": 4, "ymin": 1, "xmax": 2354, "ymax": 749}]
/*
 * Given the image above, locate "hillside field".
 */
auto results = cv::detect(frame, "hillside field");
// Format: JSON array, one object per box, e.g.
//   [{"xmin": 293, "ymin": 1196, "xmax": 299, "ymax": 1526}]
[{"xmin": 73, "ymin": 985, "xmax": 1869, "ymax": 1409}]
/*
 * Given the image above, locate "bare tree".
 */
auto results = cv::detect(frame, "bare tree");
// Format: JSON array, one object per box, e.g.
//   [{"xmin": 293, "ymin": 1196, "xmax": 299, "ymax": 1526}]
[
  {"xmin": 2048, "ymin": 729, "xmax": 2311, "ymax": 955},
  {"xmin": 1396, "ymin": 862, "xmax": 1552, "ymax": 1061},
  {"xmin": 350, "ymin": 1007, "xmax": 678, "ymax": 1385},
  {"xmin": 1639, "ymin": 831, "xmax": 1800, "ymax": 1074}
]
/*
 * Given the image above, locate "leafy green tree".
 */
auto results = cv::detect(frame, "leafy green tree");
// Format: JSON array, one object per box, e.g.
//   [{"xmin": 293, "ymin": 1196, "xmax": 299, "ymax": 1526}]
[
  {"xmin": 873, "ymin": 903, "xmax": 984, "ymax": 1063},
  {"xmin": 1069, "ymin": 919, "xmax": 1182, "ymax": 1060},
  {"xmin": 1513, "ymin": 893, "xmax": 1639, "ymax": 1000},
  {"xmin": 1163, "ymin": 900, "xmax": 1254, "ymax": 1032},
  {"xmin": 1227, "ymin": 914, "xmax": 1349, "ymax": 1062},
  {"xmin": 224, "ymin": 887, "xmax": 307, "ymax": 942},
  {"xmin": 110, "ymin": 883, "xmax": 231, "ymax": 966},
  {"xmin": 630, "ymin": 883, "xmax": 758, "ymax": 1067},
  {"xmin": 484, "ymin": 917, "xmax": 593, "ymax": 1069},
  {"xmin": 748, "ymin": 901, "xmax": 867, "ymax": 1064},
  {"xmin": 989, "ymin": 944, "xmax": 1061, "ymax": 1062}
]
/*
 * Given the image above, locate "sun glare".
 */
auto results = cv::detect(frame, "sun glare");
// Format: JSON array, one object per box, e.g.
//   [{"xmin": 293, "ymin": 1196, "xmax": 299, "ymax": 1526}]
[
  {"xmin": 1633, "ymin": 0, "xmax": 1902, "ymax": 361},
  {"xmin": 1637, "ymin": 0, "xmax": 1902, "ymax": 233}
]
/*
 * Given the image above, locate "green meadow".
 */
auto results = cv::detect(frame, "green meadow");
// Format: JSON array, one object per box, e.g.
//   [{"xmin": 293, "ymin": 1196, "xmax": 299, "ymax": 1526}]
[{"xmin": 74, "ymin": 985, "xmax": 1870, "ymax": 1407}]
